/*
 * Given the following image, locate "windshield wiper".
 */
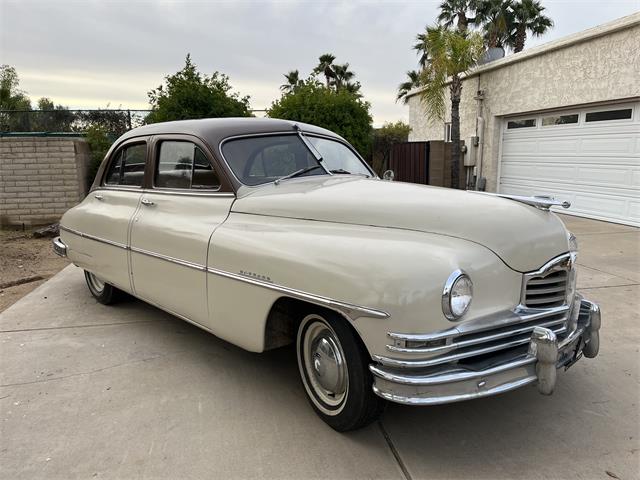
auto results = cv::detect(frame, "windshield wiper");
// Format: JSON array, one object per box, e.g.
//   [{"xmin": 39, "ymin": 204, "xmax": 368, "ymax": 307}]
[{"xmin": 274, "ymin": 165, "xmax": 323, "ymax": 185}]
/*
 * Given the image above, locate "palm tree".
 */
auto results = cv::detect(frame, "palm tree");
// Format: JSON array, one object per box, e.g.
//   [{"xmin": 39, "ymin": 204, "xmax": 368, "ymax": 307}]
[
  {"xmin": 331, "ymin": 63, "xmax": 355, "ymax": 91},
  {"xmin": 476, "ymin": 0, "xmax": 513, "ymax": 48},
  {"xmin": 419, "ymin": 27, "xmax": 484, "ymax": 188},
  {"xmin": 396, "ymin": 70, "xmax": 422, "ymax": 104},
  {"xmin": 508, "ymin": 0, "xmax": 553, "ymax": 52},
  {"xmin": 280, "ymin": 70, "xmax": 302, "ymax": 93},
  {"xmin": 313, "ymin": 53, "xmax": 337, "ymax": 88},
  {"xmin": 437, "ymin": 0, "xmax": 481, "ymax": 32}
]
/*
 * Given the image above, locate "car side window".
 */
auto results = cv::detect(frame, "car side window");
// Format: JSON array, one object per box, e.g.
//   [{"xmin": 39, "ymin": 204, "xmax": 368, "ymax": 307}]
[
  {"xmin": 104, "ymin": 143, "xmax": 146, "ymax": 187},
  {"xmin": 155, "ymin": 141, "xmax": 220, "ymax": 190}
]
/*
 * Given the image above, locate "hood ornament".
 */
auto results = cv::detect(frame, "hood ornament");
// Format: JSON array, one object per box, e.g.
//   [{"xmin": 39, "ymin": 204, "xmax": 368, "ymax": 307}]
[{"xmin": 473, "ymin": 192, "xmax": 570, "ymax": 211}]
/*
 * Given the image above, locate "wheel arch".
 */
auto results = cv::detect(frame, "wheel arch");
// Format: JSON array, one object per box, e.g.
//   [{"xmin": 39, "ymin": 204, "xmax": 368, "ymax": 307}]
[{"xmin": 263, "ymin": 296, "xmax": 373, "ymax": 358}]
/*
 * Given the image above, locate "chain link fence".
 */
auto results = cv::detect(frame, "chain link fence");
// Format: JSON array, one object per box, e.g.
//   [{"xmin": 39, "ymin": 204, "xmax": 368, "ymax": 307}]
[{"xmin": 0, "ymin": 109, "xmax": 151, "ymax": 137}]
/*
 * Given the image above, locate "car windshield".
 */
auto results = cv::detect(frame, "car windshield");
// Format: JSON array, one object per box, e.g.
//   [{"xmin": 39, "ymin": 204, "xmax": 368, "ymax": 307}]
[{"xmin": 221, "ymin": 134, "xmax": 371, "ymax": 186}]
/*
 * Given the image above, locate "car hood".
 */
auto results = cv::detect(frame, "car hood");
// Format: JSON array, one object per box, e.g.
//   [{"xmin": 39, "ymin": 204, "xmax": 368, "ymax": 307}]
[{"xmin": 233, "ymin": 176, "xmax": 569, "ymax": 272}]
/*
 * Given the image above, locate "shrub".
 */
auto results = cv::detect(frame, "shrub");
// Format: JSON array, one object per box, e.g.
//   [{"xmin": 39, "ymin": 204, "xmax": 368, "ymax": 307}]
[{"xmin": 267, "ymin": 82, "xmax": 373, "ymax": 156}]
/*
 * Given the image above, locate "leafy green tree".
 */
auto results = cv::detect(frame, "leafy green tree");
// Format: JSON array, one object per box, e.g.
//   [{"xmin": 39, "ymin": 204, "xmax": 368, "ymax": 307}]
[
  {"xmin": 32, "ymin": 97, "xmax": 74, "ymax": 132},
  {"xmin": 146, "ymin": 54, "xmax": 251, "ymax": 123},
  {"xmin": 280, "ymin": 70, "xmax": 303, "ymax": 93},
  {"xmin": 396, "ymin": 70, "xmax": 422, "ymax": 104},
  {"xmin": 372, "ymin": 121, "xmax": 412, "ymax": 174},
  {"xmin": 313, "ymin": 53, "xmax": 337, "ymax": 88},
  {"xmin": 508, "ymin": 0, "xmax": 553, "ymax": 52},
  {"xmin": 419, "ymin": 27, "xmax": 484, "ymax": 188},
  {"xmin": 0, "ymin": 65, "xmax": 32, "ymax": 131},
  {"xmin": 267, "ymin": 82, "xmax": 373, "ymax": 156},
  {"xmin": 85, "ymin": 124, "xmax": 115, "ymax": 185}
]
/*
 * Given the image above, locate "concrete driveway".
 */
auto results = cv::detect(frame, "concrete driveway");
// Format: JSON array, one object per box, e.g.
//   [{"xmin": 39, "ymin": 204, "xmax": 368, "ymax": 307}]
[{"xmin": 1, "ymin": 215, "xmax": 638, "ymax": 480}]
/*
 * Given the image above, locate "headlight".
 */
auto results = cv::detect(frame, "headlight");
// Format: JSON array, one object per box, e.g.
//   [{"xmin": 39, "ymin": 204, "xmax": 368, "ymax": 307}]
[{"xmin": 442, "ymin": 270, "xmax": 473, "ymax": 321}]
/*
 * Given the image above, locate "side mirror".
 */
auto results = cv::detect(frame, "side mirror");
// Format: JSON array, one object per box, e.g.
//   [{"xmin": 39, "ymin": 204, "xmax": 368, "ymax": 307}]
[{"xmin": 382, "ymin": 170, "xmax": 395, "ymax": 181}]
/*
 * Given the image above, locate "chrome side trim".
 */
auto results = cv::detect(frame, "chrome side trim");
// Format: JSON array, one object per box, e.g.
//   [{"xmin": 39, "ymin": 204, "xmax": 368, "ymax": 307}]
[
  {"xmin": 206, "ymin": 267, "xmax": 389, "ymax": 320},
  {"xmin": 60, "ymin": 225, "xmax": 129, "ymax": 250},
  {"xmin": 59, "ymin": 225, "xmax": 388, "ymax": 321},
  {"xmin": 129, "ymin": 246, "xmax": 207, "ymax": 272},
  {"xmin": 473, "ymin": 192, "xmax": 570, "ymax": 210}
]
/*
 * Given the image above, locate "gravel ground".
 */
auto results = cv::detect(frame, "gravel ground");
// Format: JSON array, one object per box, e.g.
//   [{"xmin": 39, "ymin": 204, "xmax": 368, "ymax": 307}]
[{"xmin": 0, "ymin": 229, "xmax": 68, "ymax": 313}]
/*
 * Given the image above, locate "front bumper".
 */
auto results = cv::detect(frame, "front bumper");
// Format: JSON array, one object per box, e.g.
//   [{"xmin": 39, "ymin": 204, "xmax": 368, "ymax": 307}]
[
  {"xmin": 370, "ymin": 298, "xmax": 600, "ymax": 405},
  {"xmin": 52, "ymin": 236, "xmax": 67, "ymax": 257}
]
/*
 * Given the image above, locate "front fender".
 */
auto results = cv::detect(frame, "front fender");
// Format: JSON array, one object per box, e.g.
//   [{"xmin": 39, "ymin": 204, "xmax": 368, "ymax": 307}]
[{"xmin": 207, "ymin": 213, "xmax": 522, "ymax": 356}]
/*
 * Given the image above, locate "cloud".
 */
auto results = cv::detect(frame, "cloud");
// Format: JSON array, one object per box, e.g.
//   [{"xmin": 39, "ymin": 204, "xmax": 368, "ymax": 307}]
[{"xmin": 2, "ymin": 0, "xmax": 638, "ymax": 127}]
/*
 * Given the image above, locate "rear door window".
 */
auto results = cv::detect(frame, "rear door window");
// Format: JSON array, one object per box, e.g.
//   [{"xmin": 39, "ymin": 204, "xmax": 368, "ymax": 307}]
[
  {"xmin": 104, "ymin": 143, "xmax": 146, "ymax": 187},
  {"xmin": 155, "ymin": 141, "xmax": 220, "ymax": 190}
]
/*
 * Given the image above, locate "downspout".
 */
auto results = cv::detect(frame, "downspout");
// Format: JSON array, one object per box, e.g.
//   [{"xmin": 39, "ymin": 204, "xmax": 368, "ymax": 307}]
[{"xmin": 474, "ymin": 74, "xmax": 486, "ymax": 191}]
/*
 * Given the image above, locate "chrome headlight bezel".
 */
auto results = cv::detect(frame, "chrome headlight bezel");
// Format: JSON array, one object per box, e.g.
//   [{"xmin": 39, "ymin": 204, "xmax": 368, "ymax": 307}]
[{"xmin": 442, "ymin": 269, "xmax": 473, "ymax": 321}]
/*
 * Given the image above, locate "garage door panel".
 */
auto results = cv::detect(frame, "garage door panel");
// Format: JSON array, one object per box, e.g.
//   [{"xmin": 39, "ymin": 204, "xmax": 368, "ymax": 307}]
[
  {"xmin": 499, "ymin": 102, "xmax": 639, "ymax": 227},
  {"xmin": 538, "ymin": 138, "xmax": 580, "ymax": 154},
  {"xmin": 577, "ymin": 165, "xmax": 635, "ymax": 186},
  {"xmin": 500, "ymin": 176, "xmax": 638, "ymax": 198},
  {"xmin": 501, "ymin": 140, "xmax": 538, "ymax": 155},
  {"xmin": 502, "ymin": 163, "xmax": 639, "ymax": 190},
  {"xmin": 580, "ymin": 136, "xmax": 635, "ymax": 155},
  {"xmin": 500, "ymin": 155, "xmax": 638, "ymax": 166}
]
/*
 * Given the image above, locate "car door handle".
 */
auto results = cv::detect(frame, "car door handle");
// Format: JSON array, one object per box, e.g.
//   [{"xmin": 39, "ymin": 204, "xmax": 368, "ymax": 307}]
[
  {"xmin": 94, "ymin": 194, "xmax": 104, "ymax": 201},
  {"xmin": 141, "ymin": 198, "xmax": 155, "ymax": 206}
]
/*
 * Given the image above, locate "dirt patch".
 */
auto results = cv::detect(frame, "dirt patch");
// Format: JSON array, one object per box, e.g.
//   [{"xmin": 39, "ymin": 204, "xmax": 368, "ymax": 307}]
[{"xmin": 0, "ymin": 229, "xmax": 69, "ymax": 313}]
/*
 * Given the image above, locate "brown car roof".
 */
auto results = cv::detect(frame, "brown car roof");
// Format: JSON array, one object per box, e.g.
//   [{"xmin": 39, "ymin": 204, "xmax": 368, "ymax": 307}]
[{"xmin": 119, "ymin": 117, "xmax": 343, "ymax": 146}]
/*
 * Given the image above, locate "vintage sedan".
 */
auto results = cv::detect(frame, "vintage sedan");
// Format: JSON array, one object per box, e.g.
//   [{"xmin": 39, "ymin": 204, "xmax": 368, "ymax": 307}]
[{"xmin": 53, "ymin": 118, "xmax": 601, "ymax": 431}]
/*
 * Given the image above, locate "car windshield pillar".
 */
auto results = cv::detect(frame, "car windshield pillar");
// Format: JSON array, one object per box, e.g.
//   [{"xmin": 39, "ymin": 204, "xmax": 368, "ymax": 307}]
[{"xmin": 294, "ymin": 127, "xmax": 332, "ymax": 176}]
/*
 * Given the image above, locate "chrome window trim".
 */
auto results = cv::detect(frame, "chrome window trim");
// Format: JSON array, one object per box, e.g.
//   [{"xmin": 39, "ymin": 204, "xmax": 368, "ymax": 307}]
[
  {"xmin": 152, "ymin": 140, "xmax": 223, "ymax": 193},
  {"xmin": 218, "ymin": 131, "xmax": 376, "ymax": 188},
  {"xmin": 59, "ymin": 226, "xmax": 387, "ymax": 321},
  {"xmin": 91, "ymin": 186, "xmax": 235, "ymax": 198}
]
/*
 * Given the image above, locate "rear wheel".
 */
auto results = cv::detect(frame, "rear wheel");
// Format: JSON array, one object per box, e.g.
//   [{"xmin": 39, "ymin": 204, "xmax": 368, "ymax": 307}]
[
  {"xmin": 296, "ymin": 310, "xmax": 385, "ymax": 431},
  {"xmin": 84, "ymin": 270, "xmax": 123, "ymax": 305}
]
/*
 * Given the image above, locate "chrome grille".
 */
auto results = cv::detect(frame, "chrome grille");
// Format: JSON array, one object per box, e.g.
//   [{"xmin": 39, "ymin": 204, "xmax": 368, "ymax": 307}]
[
  {"xmin": 384, "ymin": 307, "xmax": 569, "ymax": 368},
  {"xmin": 524, "ymin": 269, "xmax": 568, "ymax": 308}
]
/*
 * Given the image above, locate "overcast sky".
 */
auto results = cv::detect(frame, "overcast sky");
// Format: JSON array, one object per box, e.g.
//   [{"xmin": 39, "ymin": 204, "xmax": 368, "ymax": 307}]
[{"xmin": 1, "ymin": 0, "xmax": 639, "ymax": 126}]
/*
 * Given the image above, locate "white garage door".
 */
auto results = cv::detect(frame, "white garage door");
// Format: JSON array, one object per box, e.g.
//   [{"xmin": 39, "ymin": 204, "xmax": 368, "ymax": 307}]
[{"xmin": 499, "ymin": 101, "xmax": 640, "ymax": 226}]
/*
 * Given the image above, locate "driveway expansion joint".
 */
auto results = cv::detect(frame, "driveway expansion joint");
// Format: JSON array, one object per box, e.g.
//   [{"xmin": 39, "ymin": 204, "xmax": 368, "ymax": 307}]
[{"xmin": 378, "ymin": 420, "xmax": 412, "ymax": 480}]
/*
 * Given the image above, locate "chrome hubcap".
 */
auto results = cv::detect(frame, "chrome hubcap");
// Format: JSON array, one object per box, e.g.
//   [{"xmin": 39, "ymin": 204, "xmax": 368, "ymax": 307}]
[
  {"xmin": 301, "ymin": 318, "xmax": 348, "ymax": 408},
  {"xmin": 87, "ymin": 272, "xmax": 105, "ymax": 294}
]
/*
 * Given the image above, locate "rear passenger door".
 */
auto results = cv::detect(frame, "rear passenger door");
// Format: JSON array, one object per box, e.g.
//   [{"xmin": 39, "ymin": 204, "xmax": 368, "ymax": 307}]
[
  {"xmin": 64, "ymin": 139, "xmax": 146, "ymax": 292},
  {"xmin": 129, "ymin": 135, "xmax": 235, "ymax": 326}
]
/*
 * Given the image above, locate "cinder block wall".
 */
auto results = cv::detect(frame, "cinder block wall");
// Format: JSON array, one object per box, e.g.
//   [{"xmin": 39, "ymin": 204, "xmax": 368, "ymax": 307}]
[{"xmin": 0, "ymin": 136, "xmax": 90, "ymax": 227}]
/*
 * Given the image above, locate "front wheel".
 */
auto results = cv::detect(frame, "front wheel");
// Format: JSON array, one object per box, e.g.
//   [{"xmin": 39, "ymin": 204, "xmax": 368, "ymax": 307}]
[
  {"xmin": 84, "ymin": 270, "xmax": 123, "ymax": 305},
  {"xmin": 296, "ymin": 310, "xmax": 385, "ymax": 431}
]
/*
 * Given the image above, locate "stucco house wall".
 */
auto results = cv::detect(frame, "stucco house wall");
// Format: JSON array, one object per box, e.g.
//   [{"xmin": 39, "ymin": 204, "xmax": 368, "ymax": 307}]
[{"xmin": 407, "ymin": 13, "xmax": 640, "ymax": 192}]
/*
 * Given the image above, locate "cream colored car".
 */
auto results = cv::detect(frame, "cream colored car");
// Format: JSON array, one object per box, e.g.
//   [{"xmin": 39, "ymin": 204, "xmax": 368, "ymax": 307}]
[{"xmin": 53, "ymin": 118, "xmax": 601, "ymax": 431}]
